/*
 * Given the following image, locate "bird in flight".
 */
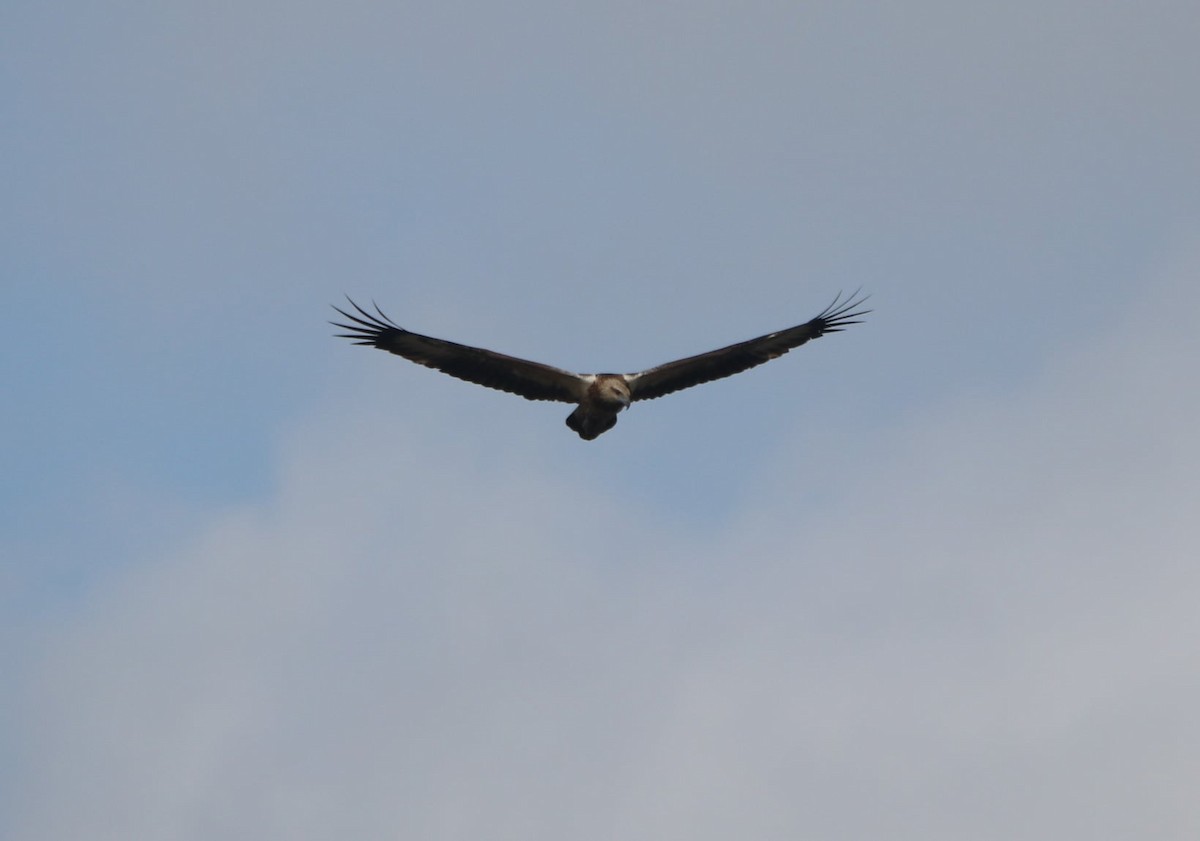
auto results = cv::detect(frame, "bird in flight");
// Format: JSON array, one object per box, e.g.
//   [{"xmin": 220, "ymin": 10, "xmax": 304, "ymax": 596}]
[{"xmin": 332, "ymin": 292, "xmax": 868, "ymax": 440}]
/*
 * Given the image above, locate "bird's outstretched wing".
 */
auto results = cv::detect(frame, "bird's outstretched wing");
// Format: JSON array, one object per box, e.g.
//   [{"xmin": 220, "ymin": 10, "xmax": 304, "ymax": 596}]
[
  {"xmin": 625, "ymin": 291, "xmax": 870, "ymax": 401},
  {"xmin": 332, "ymin": 299, "xmax": 587, "ymax": 403}
]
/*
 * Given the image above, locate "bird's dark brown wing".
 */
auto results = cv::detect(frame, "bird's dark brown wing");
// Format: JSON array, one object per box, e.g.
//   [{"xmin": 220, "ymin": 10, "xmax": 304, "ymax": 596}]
[
  {"xmin": 332, "ymin": 300, "xmax": 587, "ymax": 403},
  {"xmin": 625, "ymin": 291, "xmax": 869, "ymax": 401}
]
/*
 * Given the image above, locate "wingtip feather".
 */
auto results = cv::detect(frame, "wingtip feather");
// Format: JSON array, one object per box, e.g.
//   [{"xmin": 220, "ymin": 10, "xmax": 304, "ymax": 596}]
[{"xmin": 331, "ymin": 297, "xmax": 406, "ymax": 340}]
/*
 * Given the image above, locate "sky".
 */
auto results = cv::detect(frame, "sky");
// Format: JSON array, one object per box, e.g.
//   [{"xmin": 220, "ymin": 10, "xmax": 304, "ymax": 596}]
[{"xmin": 3, "ymin": 1, "xmax": 1200, "ymax": 838}]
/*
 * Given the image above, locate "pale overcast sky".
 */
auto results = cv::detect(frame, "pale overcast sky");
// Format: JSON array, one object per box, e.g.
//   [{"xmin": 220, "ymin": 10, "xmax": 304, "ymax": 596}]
[{"xmin": 3, "ymin": 2, "xmax": 1200, "ymax": 839}]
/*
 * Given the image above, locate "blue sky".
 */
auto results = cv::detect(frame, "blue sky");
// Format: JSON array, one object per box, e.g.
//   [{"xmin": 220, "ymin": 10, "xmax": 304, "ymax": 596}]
[{"xmin": 4, "ymin": 2, "xmax": 1200, "ymax": 838}]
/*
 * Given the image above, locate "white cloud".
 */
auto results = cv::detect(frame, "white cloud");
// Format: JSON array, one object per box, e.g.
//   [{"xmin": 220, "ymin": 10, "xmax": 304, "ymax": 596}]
[{"xmin": 10, "ymin": 234, "xmax": 1200, "ymax": 840}]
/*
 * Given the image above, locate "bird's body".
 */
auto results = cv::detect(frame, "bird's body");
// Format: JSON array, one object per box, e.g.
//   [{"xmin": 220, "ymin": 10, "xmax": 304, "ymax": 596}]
[
  {"xmin": 565, "ymin": 375, "xmax": 632, "ymax": 440},
  {"xmin": 332, "ymin": 293, "xmax": 868, "ymax": 439}
]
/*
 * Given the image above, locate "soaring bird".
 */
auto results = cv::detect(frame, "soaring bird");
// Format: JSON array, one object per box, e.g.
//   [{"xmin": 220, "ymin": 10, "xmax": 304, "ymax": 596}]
[{"xmin": 332, "ymin": 292, "xmax": 868, "ymax": 440}]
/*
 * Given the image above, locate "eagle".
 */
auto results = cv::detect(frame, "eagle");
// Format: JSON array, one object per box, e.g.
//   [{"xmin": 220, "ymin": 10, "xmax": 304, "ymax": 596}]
[{"xmin": 332, "ymin": 292, "xmax": 868, "ymax": 440}]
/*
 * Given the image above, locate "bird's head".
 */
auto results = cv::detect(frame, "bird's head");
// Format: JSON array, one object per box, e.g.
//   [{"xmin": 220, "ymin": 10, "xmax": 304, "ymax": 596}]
[{"xmin": 595, "ymin": 376, "xmax": 632, "ymax": 409}]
